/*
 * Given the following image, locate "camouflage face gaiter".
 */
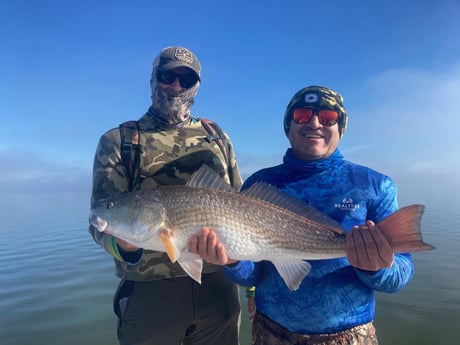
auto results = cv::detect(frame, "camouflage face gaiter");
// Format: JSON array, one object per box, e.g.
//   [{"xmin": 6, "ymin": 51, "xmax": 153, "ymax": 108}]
[{"xmin": 148, "ymin": 70, "xmax": 200, "ymax": 129}]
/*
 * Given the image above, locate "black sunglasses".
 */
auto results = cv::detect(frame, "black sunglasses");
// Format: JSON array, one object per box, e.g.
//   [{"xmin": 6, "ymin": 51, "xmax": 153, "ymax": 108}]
[{"xmin": 156, "ymin": 70, "xmax": 199, "ymax": 89}]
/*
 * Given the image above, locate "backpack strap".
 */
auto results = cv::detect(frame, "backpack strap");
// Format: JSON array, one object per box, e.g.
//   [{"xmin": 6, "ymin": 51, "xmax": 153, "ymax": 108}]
[
  {"xmin": 119, "ymin": 120, "xmax": 142, "ymax": 191},
  {"xmin": 200, "ymin": 118, "xmax": 230, "ymax": 166},
  {"xmin": 200, "ymin": 118, "xmax": 235, "ymax": 186}
]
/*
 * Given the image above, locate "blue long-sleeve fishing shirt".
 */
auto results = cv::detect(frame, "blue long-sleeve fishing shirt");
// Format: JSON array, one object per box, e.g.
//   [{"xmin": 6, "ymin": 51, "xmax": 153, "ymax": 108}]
[{"xmin": 224, "ymin": 148, "xmax": 414, "ymax": 334}]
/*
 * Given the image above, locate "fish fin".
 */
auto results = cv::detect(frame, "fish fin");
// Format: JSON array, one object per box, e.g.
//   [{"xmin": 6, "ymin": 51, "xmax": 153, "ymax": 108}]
[
  {"xmin": 272, "ymin": 260, "xmax": 312, "ymax": 291},
  {"xmin": 376, "ymin": 205, "xmax": 435, "ymax": 253},
  {"xmin": 160, "ymin": 230, "xmax": 180, "ymax": 263},
  {"xmin": 178, "ymin": 252, "xmax": 203, "ymax": 285},
  {"xmin": 242, "ymin": 183, "xmax": 343, "ymax": 232},
  {"xmin": 187, "ymin": 165, "xmax": 236, "ymax": 192}
]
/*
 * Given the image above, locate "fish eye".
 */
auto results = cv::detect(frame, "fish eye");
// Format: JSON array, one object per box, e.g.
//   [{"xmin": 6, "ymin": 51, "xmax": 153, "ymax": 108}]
[{"xmin": 106, "ymin": 202, "xmax": 114, "ymax": 209}]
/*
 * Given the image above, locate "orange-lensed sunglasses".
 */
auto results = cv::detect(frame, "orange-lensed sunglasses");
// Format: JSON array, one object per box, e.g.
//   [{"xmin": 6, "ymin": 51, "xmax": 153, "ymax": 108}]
[{"xmin": 292, "ymin": 108, "xmax": 339, "ymax": 127}]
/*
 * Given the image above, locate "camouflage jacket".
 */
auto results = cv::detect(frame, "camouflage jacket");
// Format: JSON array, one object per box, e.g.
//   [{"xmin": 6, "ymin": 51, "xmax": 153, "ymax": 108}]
[{"xmin": 88, "ymin": 112, "xmax": 243, "ymax": 281}]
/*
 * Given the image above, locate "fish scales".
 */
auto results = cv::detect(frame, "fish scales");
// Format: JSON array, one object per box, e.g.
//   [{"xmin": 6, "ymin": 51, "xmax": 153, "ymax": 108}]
[{"xmin": 154, "ymin": 185, "xmax": 347, "ymax": 260}]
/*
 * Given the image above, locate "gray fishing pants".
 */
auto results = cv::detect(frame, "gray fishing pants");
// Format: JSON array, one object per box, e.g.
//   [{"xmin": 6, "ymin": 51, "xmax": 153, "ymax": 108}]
[{"xmin": 114, "ymin": 270, "xmax": 241, "ymax": 345}]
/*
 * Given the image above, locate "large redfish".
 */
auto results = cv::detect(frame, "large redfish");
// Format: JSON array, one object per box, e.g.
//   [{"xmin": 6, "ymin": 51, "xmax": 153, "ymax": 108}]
[{"xmin": 89, "ymin": 165, "xmax": 435, "ymax": 290}]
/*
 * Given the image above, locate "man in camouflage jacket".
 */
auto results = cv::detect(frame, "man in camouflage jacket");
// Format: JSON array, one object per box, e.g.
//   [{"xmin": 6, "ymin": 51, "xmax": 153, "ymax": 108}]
[{"xmin": 89, "ymin": 46, "xmax": 242, "ymax": 345}]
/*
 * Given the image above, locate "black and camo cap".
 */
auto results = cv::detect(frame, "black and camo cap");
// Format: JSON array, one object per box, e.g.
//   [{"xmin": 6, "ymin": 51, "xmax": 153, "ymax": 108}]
[
  {"xmin": 155, "ymin": 46, "xmax": 201, "ymax": 81},
  {"xmin": 283, "ymin": 85, "xmax": 348, "ymax": 138}
]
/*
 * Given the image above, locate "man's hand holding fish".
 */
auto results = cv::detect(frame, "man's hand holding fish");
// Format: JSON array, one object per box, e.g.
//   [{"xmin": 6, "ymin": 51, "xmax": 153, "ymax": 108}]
[
  {"xmin": 188, "ymin": 227, "xmax": 237, "ymax": 266},
  {"xmin": 346, "ymin": 220, "xmax": 394, "ymax": 271},
  {"xmin": 104, "ymin": 230, "xmax": 140, "ymax": 252}
]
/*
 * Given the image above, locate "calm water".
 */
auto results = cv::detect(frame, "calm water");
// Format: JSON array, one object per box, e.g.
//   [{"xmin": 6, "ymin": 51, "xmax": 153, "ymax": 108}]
[{"xmin": 0, "ymin": 190, "xmax": 458, "ymax": 345}]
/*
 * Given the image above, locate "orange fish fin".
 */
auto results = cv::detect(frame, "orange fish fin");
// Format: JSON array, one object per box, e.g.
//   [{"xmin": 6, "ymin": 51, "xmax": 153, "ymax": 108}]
[
  {"xmin": 376, "ymin": 205, "xmax": 435, "ymax": 253},
  {"xmin": 160, "ymin": 230, "xmax": 179, "ymax": 263}
]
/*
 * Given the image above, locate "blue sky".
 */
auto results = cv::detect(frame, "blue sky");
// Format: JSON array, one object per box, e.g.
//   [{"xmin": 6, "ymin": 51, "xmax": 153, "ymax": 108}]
[{"xmin": 1, "ymin": 0, "xmax": 459, "ymax": 200}]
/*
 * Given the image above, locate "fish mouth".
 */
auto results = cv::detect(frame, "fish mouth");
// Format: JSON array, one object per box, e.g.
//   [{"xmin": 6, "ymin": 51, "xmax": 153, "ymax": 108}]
[{"xmin": 89, "ymin": 212, "xmax": 108, "ymax": 232}]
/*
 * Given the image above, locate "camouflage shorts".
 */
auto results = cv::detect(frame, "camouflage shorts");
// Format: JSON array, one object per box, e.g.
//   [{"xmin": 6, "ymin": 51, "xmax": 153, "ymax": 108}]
[{"xmin": 252, "ymin": 312, "xmax": 378, "ymax": 345}]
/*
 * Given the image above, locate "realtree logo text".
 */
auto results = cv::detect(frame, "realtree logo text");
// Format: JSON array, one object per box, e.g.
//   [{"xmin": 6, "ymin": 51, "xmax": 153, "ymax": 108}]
[{"xmin": 335, "ymin": 197, "xmax": 360, "ymax": 210}]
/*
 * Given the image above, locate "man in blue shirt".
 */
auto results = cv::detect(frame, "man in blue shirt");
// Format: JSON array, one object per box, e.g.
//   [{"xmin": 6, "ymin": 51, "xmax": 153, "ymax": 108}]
[{"xmin": 189, "ymin": 85, "xmax": 415, "ymax": 344}]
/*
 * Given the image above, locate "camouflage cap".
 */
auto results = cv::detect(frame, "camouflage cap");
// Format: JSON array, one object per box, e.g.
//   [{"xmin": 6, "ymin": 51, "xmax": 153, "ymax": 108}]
[
  {"xmin": 283, "ymin": 85, "xmax": 348, "ymax": 137},
  {"xmin": 154, "ymin": 46, "xmax": 201, "ymax": 81}
]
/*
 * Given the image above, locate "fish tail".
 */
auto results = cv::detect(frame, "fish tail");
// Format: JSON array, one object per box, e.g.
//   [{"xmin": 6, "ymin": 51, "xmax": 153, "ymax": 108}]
[{"xmin": 376, "ymin": 205, "xmax": 435, "ymax": 253}]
